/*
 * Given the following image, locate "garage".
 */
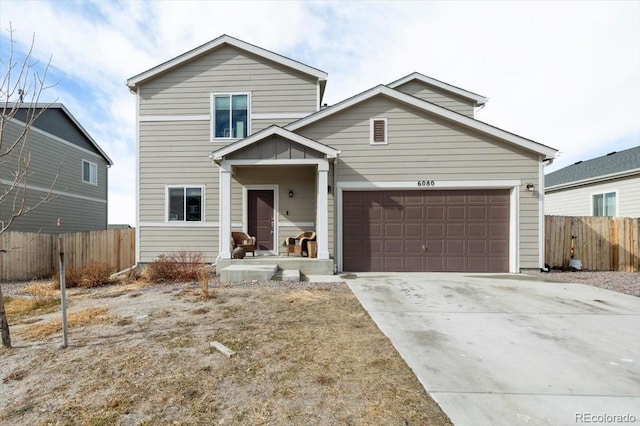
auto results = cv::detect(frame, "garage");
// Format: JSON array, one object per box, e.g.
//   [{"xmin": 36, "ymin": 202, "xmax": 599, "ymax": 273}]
[{"xmin": 342, "ymin": 189, "xmax": 510, "ymax": 272}]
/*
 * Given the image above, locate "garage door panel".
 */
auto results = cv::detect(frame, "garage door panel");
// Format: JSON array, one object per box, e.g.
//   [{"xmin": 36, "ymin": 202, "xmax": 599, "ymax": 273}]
[
  {"xmin": 468, "ymin": 206, "xmax": 488, "ymax": 220},
  {"xmin": 446, "ymin": 257, "xmax": 464, "ymax": 271},
  {"xmin": 426, "ymin": 256, "xmax": 445, "ymax": 271},
  {"xmin": 447, "ymin": 206, "xmax": 466, "ymax": 220},
  {"xmin": 405, "ymin": 223, "xmax": 424, "ymax": 235},
  {"xmin": 490, "ymin": 205, "xmax": 509, "ymax": 220},
  {"xmin": 427, "ymin": 223, "xmax": 444, "ymax": 237},
  {"xmin": 468, "ymin": 240, "xmax": 487, "ymax": 254},
  {"xmin": 467, "ymin": 257, "xmax": 489, "ymax": 272},
  {"xmin": 404, "ymin": 256, "xmax": 424, "ymax": 271},
  {"xmin": 343, "ymin": 189, "xmax": 510, "ymax": 272},
  {"xmin": 447, "ymin": 223, "xmax": 465, "ymax": 237},
  {"xmin": 426, "ymin": 206, "xmax": 444, "ymax": 219},
  {"xmin": 405, "ymin": 206, "xmax": 423, "ymax": 220},
  {"xmin": 427, "ymin": 240, "xmax": 444, "ymax": 254},
  {"xmin": 468, "ymin": 223, "xmax": 488, "ymax": 238}
]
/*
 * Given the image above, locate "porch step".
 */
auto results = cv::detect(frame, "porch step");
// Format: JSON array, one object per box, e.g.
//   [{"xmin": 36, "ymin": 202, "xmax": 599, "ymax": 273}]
[
  {"xmin": 281, "ymin": 269, "xmax": 301, "ymax": 282},
  {"xmin": 219, "ymin": 264, "xmax": 278, "ymax": 284}
]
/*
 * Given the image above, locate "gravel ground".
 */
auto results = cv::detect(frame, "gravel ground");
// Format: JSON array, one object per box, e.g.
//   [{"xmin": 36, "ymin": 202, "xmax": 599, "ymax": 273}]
[
  {"xmin": 2, "ymin": 271, "xmax": 638, "ymax": 299},
  {"xmin": 543, "ymin": 271, "xmax": 640, "ymax": 297}
]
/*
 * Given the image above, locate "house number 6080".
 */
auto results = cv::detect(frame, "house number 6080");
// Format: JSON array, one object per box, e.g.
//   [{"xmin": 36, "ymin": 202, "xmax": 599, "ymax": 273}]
[{"xmin": 417, "ymin": 180, "xmax": 435, "ymax": 187}]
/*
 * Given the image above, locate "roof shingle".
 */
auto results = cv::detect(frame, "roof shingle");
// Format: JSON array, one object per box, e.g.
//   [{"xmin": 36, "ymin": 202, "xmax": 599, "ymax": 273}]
[{"xmin": 545, "ymin": 146, "xmax": 640, "ymax": 188}]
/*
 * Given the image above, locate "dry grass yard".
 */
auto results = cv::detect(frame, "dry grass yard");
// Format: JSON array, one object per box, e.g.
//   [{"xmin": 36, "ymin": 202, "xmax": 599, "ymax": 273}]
[{"xmin": 1, "ymin": 278, "xmax": 452, "ymax": 425}]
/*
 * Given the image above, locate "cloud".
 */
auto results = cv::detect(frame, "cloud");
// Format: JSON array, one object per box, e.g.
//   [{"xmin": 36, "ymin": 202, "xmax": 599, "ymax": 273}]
[{"xmin": 1, "ymin": 0, "xmax": 638, "ymax": 225}]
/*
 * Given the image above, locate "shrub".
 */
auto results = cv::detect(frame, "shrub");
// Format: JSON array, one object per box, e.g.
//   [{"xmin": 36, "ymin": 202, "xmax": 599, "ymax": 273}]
[
  {"xmin": 53, "ymin": 261, "xmax": 112, "ymax": 288},
  {"xmin": 146, "ymin": 255, "xmax": 178, "ymax": 283},
  {"xmin": 146, "ymin": 251, "xmax": 205, "ymax": 283},
  {"xmin": 81, "ymin": 261, "xmax": 113, "ymax": 288}
]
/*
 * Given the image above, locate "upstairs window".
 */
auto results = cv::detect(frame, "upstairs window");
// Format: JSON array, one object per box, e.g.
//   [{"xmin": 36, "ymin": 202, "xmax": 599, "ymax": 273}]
[
  {"xmin": 82, "ymin": 160, "xmax": 97, "ymax": 185},
  {"xmin": 167, "ymin": 186, "xmax": 203, "ymax": 222},
  {"xmin": 593, "ymin": 192, "xmax": 616, "ymax": 217},
  {"xmin": 370, "ymin": 118, "xmax": 388, "ymax": 145},
  {"xmin": 213, "ymin": 93, "xmax": 249, "ymax": 139}
]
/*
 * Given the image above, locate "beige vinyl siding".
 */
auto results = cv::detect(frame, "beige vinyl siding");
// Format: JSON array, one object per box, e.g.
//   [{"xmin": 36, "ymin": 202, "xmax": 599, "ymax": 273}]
[
  {"xmin": 0, "ymin": 120, "xmax": 108, "ymax": 233},
  {"xmin": 138, "ymin": 119, "xmax": 219, "ymax": 262},
  {"xmin": 392, "ymin": 80, "xmax": 476, "ymax": 117},
  {"xmin": 138, "ymin": 45, "xmax": 318, "ymax": 120},
  {"xmin": 138, "ymin": 120, "xmax": 216, "ymax": 223},
  {"xmin": 296, "ymin": 96, "xmax": 541, "ymax": 269},
  {"xmin": 139, "ymin": 227, "xmax": 219, "ymax": 262},
  {"xmin": 545, "ymin": 175, "xmax": 640, "ymax": 217}
]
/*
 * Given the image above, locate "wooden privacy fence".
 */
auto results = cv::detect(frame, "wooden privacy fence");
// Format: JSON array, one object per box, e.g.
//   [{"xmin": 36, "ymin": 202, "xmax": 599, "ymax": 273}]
[
  {"xmin": 545, "ymin": 216, "xmax": 639, "ymax": 272},
  {"xmin": 0, "ymin": 228, "xmax": 135, "ymax": 281}
]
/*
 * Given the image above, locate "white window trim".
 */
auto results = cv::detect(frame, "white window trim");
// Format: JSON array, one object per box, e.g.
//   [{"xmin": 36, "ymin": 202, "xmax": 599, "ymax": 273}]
[
  {"xmin": 82, "ymin": 160, "xmax": 98, "ymax": 185},
  {"xmin": 370, "ymin": 117, "xmax": 388, "ymax": 145},
  {"xmin": 165, "ymin": 185, "xmax": 206, "ymax": 223},
  {"xmin": 210, "ymin": 92, "xmax": 251, "ymax": 141},
  {"xmin": 591, "ymin": 190, "xmax": 618, "ymax": 217}
]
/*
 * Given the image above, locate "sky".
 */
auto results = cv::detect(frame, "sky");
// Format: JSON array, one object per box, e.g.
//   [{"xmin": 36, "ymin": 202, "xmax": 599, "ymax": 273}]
[{"xmin": 1, "ymin": 0, "xmax": 638, "ymax": 226}]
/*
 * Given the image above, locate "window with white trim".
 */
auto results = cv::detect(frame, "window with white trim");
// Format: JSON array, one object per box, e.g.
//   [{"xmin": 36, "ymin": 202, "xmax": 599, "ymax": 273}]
[
  {"xmin": 370, "ymin": 118, "xmax": 388, "ymax": 145},
  {"xmin": 167, "ymin": 186, "xmax": 204, "ymax": 222},
  {"xmin": 593, "ymin": 191, "xmax": 616, "ymax": 217},
  {"xmin": 212, "ymin": 93, "xmax": 249, "ymax": 139},
  {"xmin": 82, "ymin": 160, "xmax": 97, "ymax": 185}
]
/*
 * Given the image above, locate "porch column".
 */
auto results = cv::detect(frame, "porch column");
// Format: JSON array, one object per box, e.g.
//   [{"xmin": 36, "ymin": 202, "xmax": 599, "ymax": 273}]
[
  {"xmin": 219, "ymin": 163, "xmax": 232, "ymax": 259},
  {"xmin": 316, "ymin": 162, "xmax": 330, "ymax": 260}
]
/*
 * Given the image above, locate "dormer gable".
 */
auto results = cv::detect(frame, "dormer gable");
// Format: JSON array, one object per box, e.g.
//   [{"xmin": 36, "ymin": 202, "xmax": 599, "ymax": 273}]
[{"xmin": 387, "ymin": 72, "xmax": 487, "ymax": 118}]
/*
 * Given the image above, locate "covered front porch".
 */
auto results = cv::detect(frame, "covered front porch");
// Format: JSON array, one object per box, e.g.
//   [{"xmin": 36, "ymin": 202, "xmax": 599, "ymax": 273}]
[{"xmin": 211, "ymin": 126, "xmax": 339, "ymax": 279}]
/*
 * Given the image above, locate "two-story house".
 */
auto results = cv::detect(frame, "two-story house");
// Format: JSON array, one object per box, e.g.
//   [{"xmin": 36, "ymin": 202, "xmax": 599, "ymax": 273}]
[
  {"xmin": 545, "ymin": 146, "xmax": 640, "ymax": 218},
  {"xmin": 127, "ymin": 35, "xmax": 557, "ymax": 274},
  {"xmin": 0, "ymin": 103, "xmax": 112, "ymax": 233}
]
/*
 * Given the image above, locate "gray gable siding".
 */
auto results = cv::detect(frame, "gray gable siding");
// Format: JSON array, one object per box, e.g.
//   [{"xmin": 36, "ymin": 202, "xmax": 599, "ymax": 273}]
[
  {"xmin": 0, "ymin": 120, "xmax": 108, "ymax": 233},
  {"xmin": 226, "ymin": 135, "xmax": 323, "ymax": 160},
  {"xmin": 391, "ymin": 80, "xmax": 476, "ymax": 117},
  {"xmin": 545, "ymin": 146, "xmax": 640, "ymax": 187},
  {"xmin": 12, "ymin": 108, "xmax": 102, "ymax": 156},
  {"xmin": 139, "ymin": 44, "xmax": 318, "ymax": 118}
]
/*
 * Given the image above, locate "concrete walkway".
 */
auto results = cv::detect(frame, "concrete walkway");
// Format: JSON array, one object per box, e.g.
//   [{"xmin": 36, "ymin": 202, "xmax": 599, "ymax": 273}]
[{"xmin": 347, "ymin": 273, "xmax": 640, "ymax": 426}]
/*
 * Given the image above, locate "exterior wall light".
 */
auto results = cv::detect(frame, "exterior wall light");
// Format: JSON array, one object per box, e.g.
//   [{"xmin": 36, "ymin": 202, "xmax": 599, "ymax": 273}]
[
  {"xmin": 526, "ymin": 183, "xmax": 535, "ymax": 192},
  {"xmin": 289, "ymin": 190, "xmax": 294, "ymax": 198}
]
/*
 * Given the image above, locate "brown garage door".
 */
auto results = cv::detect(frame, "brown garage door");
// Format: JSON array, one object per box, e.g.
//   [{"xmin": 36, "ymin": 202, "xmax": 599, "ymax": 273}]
[{"xmin": 343, "ymin": 190, "xmax": 510, "ymax": 272}]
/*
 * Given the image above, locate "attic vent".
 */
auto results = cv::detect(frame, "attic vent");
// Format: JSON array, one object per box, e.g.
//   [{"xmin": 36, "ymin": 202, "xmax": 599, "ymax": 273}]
[
  {"xmin": 607, "ymin": 151, "xmax": 617, "ymax": 156},
  {"xmin": 574, "ymin": 161, "xmax": 583, "ymax": 165},
  {"xmin": 370, "ymin": 118, "xmax": 388, "ymax": 145}
]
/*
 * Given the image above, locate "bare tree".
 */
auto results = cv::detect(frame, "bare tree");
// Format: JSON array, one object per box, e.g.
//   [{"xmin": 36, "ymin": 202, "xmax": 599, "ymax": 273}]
[{"xmin": 0, "ymin": 24, "xmax": 57, "ymax": 348}]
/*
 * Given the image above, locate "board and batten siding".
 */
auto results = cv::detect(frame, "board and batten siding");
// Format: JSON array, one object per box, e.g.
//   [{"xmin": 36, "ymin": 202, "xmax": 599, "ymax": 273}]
[
  {"xmin": 392, "ymin": 80, "xmax": 476, "ymax": 117},
  {"xmin": 545, "ymin": 175, "xmax": 640, "ymax": 218},
  {"xmin": 295, "ymin": 96, "xmax": 542, "ymax": 269},
  {"xmin": 138, "ymin": 45, "xmax": 318, "ymax": 119},
  {"xmin": 0, "ymin": 120, "xmax": 108, "ymax": 233}
]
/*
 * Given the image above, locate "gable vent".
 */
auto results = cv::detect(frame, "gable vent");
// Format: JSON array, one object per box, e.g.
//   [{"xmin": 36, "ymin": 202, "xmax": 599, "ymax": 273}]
[{"xmin": 370, "ymin": 118, "xmax": 388, "ymax": 145}]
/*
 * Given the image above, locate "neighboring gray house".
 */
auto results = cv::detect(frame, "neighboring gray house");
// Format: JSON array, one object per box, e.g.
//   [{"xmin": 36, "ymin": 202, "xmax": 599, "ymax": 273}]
[
  {"xmin": 0, "ymin": 104, "xmax": 113, "ymax": 233},
  {"xmin": 127, "ymin": 34, "xmax": 557, "ymax": 273},
  {"xmin": 545, "ymin": 146, "xmax": 640, "ymax": 218}
]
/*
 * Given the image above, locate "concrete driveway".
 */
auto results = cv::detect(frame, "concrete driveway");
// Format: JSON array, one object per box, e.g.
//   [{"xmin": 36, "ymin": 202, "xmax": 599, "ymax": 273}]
[{"xmin": 346, "ymin": 273, "xmax": 640, "ymax": 426}]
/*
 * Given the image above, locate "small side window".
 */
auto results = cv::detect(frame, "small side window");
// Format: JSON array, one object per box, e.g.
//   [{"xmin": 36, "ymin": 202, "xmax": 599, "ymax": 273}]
[
  {"xmin": 82, "ymin": 160, "xmax": 97, "ymax": 185},
  {"xmin": 592, "ymin": 192, "xmax": 616, "ymax": 217},
  {"xmin": 167, "ymin": 186, "xmax": 204, "ymax": 222},
  {"xmin": 370, "ymin": 118, "xmax": 388, "ymax": 145}
]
